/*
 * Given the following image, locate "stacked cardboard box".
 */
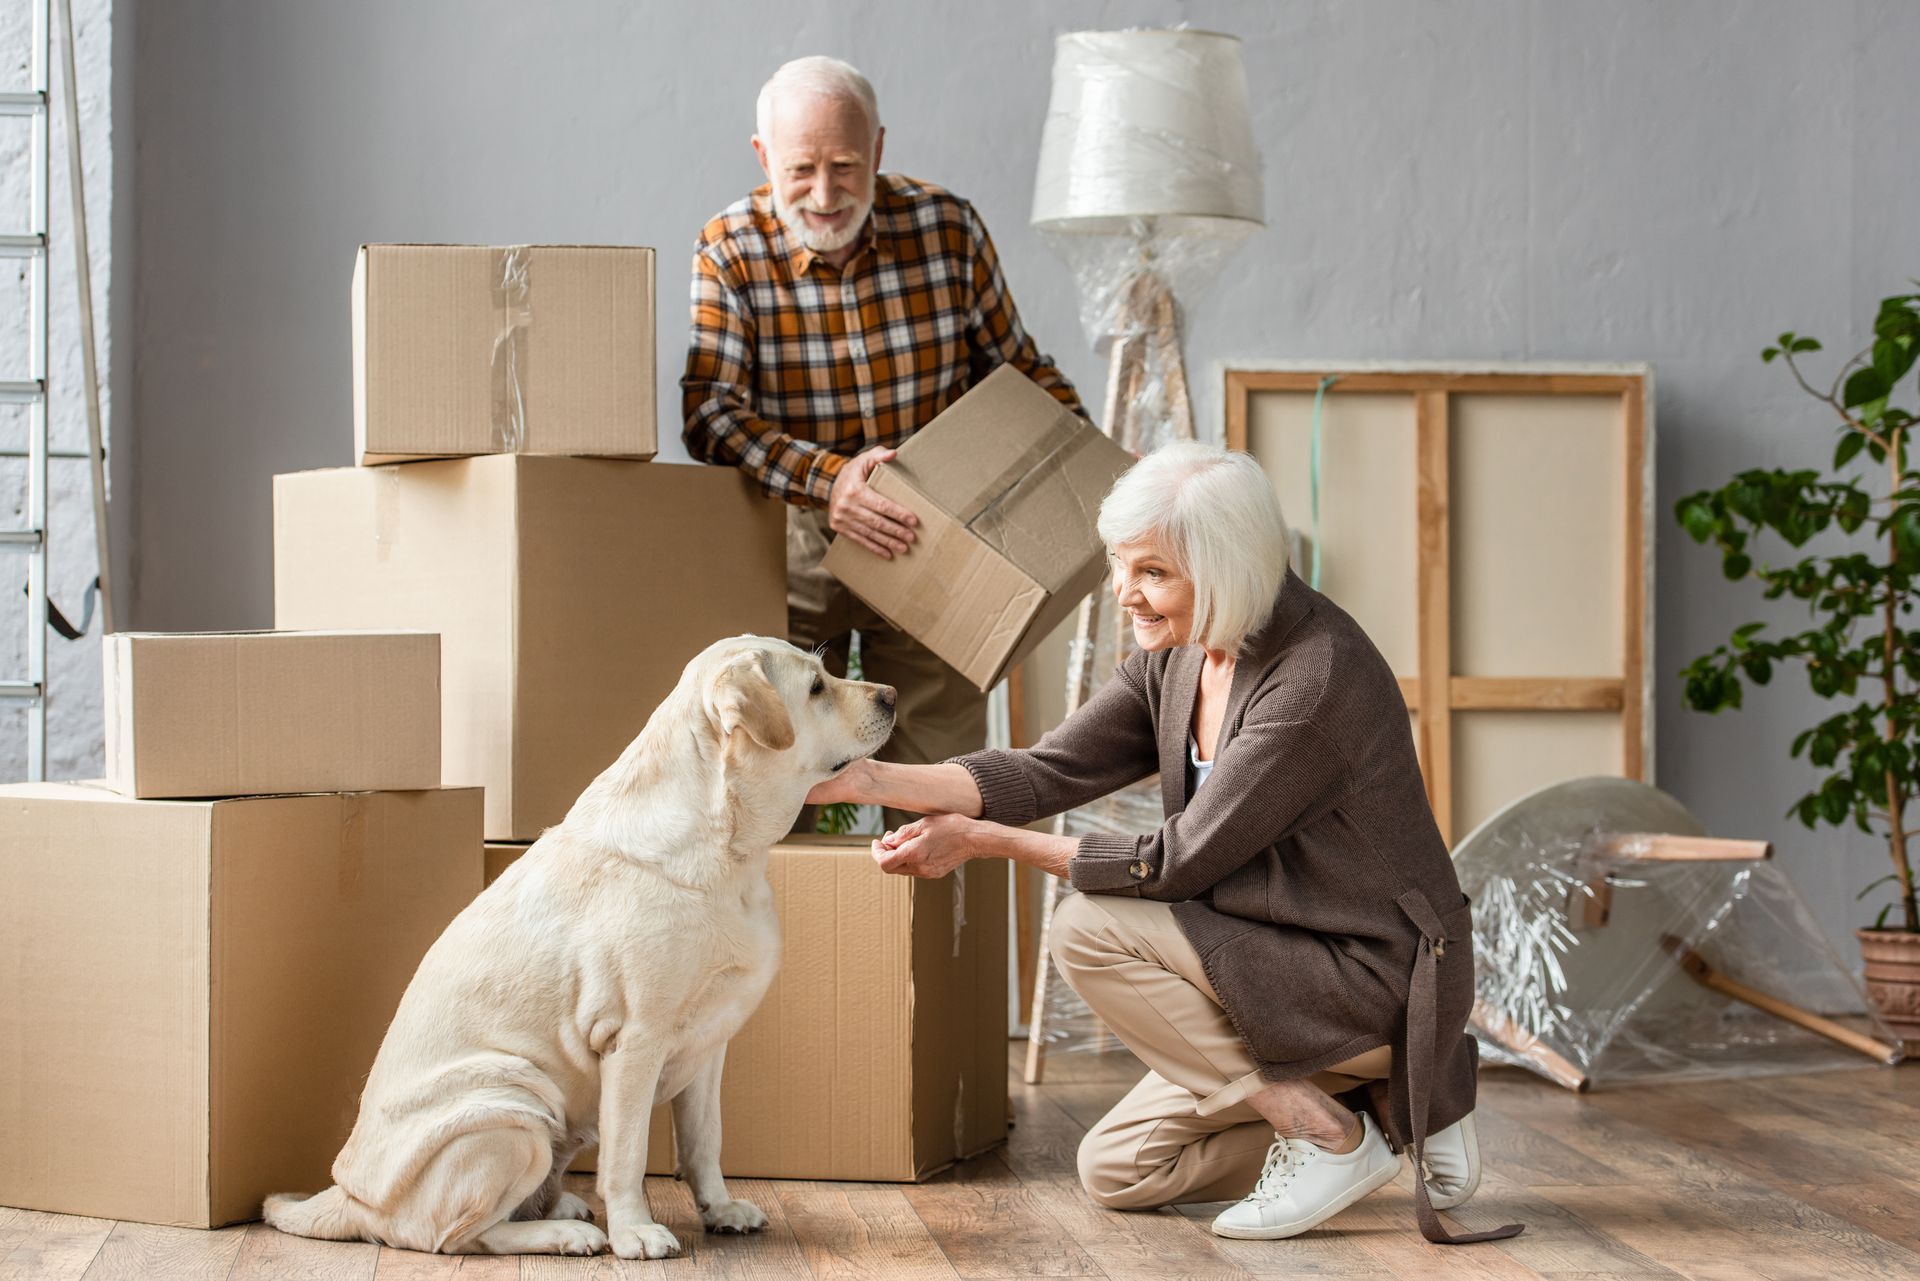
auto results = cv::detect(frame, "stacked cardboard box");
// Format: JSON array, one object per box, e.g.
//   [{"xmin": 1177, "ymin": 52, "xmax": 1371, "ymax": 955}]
[
  {"xmin": 279, "ymin": 245, "xmax": 787, "ymax": 839},
  {"xmin": 0, "ymin": 631, "xmax": 482, "ymax": 1228}
]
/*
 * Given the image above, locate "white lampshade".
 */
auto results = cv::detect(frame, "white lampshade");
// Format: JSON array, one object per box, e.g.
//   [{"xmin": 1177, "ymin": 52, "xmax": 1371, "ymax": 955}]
[{"xmin": 1031, "ymin": 28, "xmax": 1263, "ymax": 234}]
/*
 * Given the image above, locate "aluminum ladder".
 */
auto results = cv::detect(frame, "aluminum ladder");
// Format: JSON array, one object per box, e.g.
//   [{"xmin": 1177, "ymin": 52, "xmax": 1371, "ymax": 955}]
[{"xmin": 1, "ymin": 0, "xmax": 113, "ymax": 780}]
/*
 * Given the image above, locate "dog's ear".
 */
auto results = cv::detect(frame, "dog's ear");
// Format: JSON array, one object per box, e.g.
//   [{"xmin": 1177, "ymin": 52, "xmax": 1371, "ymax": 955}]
[{"xmin": 707, "ymin": 652, "xmax": 796, "ymax": 752}]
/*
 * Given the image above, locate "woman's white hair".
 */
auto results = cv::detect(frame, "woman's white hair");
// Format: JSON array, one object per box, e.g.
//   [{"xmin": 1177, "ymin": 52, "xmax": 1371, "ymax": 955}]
[
  {"xmin": 755, "ymin": 56, "xmax": 880, "ymax": 145},
  {"xmin": 1097, "ymin": 441, "xmax": 1292, "ymax": 655}
]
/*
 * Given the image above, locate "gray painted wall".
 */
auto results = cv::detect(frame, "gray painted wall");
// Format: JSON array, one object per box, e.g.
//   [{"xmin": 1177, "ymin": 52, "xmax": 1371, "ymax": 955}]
[{"xmin": 121, "ymin": 1, "xmax": 1918, "ymax": 955}]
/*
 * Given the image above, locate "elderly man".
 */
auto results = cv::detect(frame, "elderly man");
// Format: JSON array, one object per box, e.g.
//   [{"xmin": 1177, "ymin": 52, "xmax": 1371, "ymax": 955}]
[{"xmin": 683, "ymin": 55, "xmax": 1086, "ymax": 823}]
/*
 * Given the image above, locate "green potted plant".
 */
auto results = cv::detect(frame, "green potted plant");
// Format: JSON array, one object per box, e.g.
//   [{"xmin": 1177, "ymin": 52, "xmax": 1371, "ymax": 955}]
[{"xmin": 1675, "ymin": 288, "xmax": 1919, "ymax": 1040}]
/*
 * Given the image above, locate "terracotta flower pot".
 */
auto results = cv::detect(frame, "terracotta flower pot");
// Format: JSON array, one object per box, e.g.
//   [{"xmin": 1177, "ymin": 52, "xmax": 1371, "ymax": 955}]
[{"xmin": 1857, "ymin": 928, "xmax": 1920, "ymax": 1042}]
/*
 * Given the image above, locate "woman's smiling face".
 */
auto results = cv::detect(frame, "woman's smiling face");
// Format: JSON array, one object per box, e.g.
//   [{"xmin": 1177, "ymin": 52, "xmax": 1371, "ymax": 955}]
[{"xmin": 1111, "ymin": 537, "xmax": 1196, "ymax": 652}]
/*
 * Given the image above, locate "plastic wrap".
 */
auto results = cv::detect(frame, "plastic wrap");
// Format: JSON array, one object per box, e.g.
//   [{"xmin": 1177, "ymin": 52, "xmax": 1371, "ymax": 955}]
[
  {"xmin": 1033, "ymin": 28, "xmax": 1264, "ymax": 443},
  {"xmin": 489, "ymin": 245, "xmax": 532, "ymax": 452},
  {"xmin": 1458, "ymin": 776, "xmax": 1904, "ymax": 1089}
]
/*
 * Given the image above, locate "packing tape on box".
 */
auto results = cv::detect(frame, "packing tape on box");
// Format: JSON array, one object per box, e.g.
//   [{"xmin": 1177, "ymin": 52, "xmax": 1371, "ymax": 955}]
[
  {"xmin": 951, "ymin": 863, "xmax": 967, "ymax": 958},
  {"xmin": 339, "ymin": 793, "xmax": 370, "ymax": 898},
  {"xmin": 953, "ymin": 1074, "xmax": 966, "ymax": 1157},
  {"xmin": 491, "ymin": 245, "xmax": 532, "ymax": 451}
]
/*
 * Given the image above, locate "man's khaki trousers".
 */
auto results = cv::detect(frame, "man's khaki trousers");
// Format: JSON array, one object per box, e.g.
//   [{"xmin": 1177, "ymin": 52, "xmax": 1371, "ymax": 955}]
[
  {"xmin": 1049, "ymin": 890, "xmax": 1391, "ymax": 1209},
  {"xmin": 788, "ymin": 507, "xmax": 987, "ymax": 832}
]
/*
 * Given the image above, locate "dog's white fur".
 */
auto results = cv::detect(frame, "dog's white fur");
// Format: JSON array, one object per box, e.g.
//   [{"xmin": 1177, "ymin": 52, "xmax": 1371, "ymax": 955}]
[{"xmin": 263, "ymin": 635, "xmax": 895, "ymax": 1258}]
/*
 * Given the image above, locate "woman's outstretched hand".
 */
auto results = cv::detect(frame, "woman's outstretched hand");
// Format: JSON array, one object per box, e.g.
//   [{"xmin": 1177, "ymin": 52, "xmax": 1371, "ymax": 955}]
[
  {"xmin": 872, "ymin": 813, "xmax": 979, "ymax": 879},
  {"xmin": 806, "ymin": 757, "xmax": 874, "ymax": 807}
]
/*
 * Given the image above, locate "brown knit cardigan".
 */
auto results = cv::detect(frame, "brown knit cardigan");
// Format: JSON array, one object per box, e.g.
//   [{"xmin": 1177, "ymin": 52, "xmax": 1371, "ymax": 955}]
[{"xmin": 958, "ymin": 568, "xmax": 1513, "ymax": 1242}]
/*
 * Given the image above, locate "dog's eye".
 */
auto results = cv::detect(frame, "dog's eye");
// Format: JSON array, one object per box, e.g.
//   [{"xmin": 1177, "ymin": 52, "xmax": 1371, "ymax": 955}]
[{"xmin": 810, "ymin": 677, "xmax": 825, "ymax": 697}]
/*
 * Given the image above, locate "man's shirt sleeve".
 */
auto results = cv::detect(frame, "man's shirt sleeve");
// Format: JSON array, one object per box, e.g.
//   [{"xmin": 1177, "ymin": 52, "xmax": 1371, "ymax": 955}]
[
  {"xmin": 963, "ymin": 204, "xmax": 1090, "ymax": 423},
  {"xmin": 680, "ymin": 244, "xmax": 847, "ymax": 508}
]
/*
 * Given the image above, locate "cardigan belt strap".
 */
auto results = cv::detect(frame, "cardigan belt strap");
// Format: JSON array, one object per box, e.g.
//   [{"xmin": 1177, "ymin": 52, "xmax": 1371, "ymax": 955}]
[{"xmin": 1394, "ymin": 889, "xmax": 1525, "ymax": 1245}]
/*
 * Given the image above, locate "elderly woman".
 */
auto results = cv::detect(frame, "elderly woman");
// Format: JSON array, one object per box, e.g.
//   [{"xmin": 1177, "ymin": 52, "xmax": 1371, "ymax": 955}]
[{"xmin": 807, "ymin": 443, "xmax": 1519, "ymax": 1245}]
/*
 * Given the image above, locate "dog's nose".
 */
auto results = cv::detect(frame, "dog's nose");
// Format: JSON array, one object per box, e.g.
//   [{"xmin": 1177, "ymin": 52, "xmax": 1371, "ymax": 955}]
[{"xmin": 876, "ymin": 686, "xmax": 897, "ymax": 710}]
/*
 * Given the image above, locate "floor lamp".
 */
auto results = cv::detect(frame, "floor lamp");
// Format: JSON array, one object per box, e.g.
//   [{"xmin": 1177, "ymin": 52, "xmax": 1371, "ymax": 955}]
[{"xmin": 1023, "ymin": 29, "xmax": 1265, "ymax": 1081}]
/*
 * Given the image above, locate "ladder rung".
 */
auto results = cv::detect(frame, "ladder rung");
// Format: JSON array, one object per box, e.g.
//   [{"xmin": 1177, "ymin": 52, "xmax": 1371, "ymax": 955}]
[
  {"xmin": 0, "ymin": 91, "xmax": 47, "ymax": 116},
  {"xmin": 0, "ymin": 680, "xmax": 42, "ymax": 700},
  {"xmin": 0, "ymin": 528, "xmax": 43, "ymax": 546},
  {"xmin": 0, "ymin": 234, "xmax": 45, "ymax": 257},
  {"xmin": 0, "ymin": 447, "xmax": 91, "ymax": 459},
  {"xmin": 0, "ymin": 380, "xmax": 45, "ymax": 404}
]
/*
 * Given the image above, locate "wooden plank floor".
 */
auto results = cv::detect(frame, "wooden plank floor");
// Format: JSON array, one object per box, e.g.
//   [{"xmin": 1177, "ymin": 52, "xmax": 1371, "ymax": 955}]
[{"xmin": 4, "ymin": 1045, "xmax": 1917, "ymax": 1280}]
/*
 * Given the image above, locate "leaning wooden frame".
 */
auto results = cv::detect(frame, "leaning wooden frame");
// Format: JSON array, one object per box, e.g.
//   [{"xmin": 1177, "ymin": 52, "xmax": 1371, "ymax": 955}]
[{"xmin": 1222, "ymin": 362, "xmax": 1656, "ymax": 845}]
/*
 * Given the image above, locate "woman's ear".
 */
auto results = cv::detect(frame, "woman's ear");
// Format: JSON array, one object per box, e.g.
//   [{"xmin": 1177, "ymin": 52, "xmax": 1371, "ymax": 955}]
[{"xmin": 707, "ymin": 653, "xmax": 796, "ymax": 751}]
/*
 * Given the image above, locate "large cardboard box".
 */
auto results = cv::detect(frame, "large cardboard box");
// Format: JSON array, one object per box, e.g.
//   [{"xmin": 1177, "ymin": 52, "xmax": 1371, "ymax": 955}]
[
  {"xmin": 824, "ymin": 365, "xmax": 1132, "ymax": 690},
  {"xmin": 354, "ymin": 244, "xmax": 657, "ymax": 465},
  {"xmin": 274, "ymin": 456, "xmax": 787, "ymax": 839},
  {"xmin": 104, "ymin": 630, "xmax": 441, "ymax": 799},
  {"xmin": 486, "ymin": 835, "xmax": 1008, "ymax": 1181},
  {"xmin": 0, "ymin": 783, "xmax": 484, "ymax": 1228}
]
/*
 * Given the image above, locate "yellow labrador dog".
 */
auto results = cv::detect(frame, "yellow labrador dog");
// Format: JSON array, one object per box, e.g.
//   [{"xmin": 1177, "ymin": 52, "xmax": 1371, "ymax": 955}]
[{"xmin": 264, "ymin": 636, "xmax": 895, "ymax": 1258}]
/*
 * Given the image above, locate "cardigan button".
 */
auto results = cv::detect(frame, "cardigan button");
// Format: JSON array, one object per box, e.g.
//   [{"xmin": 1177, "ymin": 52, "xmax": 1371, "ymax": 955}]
[{"xmin": 1128, "ymin": 859, "xmax": 1151, "ymax": 881}]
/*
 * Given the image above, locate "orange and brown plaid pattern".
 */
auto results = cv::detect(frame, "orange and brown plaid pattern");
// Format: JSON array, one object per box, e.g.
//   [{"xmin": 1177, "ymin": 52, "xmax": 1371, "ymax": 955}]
[{"xmin": 682, "ymin": 173, "xmax": 1086, "ymax": 507}]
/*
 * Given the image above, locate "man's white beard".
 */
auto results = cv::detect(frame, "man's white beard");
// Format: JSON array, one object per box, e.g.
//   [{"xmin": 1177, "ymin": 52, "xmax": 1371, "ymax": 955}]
[{"xmin": 774, "ymin": 189, "xmax": 874, "ymax": 254}]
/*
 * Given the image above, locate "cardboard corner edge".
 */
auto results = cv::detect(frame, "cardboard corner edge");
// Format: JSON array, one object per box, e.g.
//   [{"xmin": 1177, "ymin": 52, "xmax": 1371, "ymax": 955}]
[{"xmin": 352, "ymin": 245, "xmax": 371, "ymax": 465}]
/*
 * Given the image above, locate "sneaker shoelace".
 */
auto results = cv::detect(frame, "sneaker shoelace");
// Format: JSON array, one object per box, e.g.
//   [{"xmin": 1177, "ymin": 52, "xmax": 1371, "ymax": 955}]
[{"xmin": 1247, "ymin": 1135, "xmax": 1317, "ymax": 1204}]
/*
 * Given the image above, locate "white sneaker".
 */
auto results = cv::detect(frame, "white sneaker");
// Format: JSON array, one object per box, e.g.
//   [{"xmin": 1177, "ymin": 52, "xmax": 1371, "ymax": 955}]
[
  {"xmin": 1419, "ymin": 1112, "xmax": 1481, "ymax": 1210},
  {"xmin": 1210, "ymin": 1114, "xmax": 1400, "ymax": 1240}
]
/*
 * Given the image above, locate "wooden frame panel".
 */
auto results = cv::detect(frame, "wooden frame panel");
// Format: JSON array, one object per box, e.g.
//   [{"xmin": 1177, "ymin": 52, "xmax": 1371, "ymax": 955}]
[{"xmin": 1226, "ymin": 364, "xmax": 1652, "ymax": 844}]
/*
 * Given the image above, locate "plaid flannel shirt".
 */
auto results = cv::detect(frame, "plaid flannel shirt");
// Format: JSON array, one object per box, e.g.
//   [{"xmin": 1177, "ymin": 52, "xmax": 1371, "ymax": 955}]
[{"xmin": 681, "ymin": 173, "xmax": 1087, "ymax": 507}]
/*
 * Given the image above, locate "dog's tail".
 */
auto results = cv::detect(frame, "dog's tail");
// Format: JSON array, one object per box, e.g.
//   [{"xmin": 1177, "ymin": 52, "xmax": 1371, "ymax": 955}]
[{"xmin": 262, "ymin": 1185, "xmax": 367, "ymax": 1241}]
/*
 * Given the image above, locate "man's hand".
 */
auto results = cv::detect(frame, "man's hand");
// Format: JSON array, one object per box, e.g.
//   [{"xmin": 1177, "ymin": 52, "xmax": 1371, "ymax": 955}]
[
  {"xmin": 828, "ymin": 445, "xmax": 919, "ymax": 559},
  {"xmin": 872, "ymin": 813, "xmax": 979, "ymax": 879}
]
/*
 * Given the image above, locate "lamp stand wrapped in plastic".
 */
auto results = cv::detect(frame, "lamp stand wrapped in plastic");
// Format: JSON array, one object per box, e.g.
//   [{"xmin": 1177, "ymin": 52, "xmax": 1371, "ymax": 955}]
[
  {"xmin": 1458, "ymin": 776, "xmax": 1905, "ymax": 1092},
  {"xmin": 1021, "ymin": 27, "xmax": 1265, "ymax": 1083}
]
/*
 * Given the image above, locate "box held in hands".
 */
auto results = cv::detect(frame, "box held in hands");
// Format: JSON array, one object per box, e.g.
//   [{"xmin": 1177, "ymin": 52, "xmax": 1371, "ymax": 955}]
[{"xmin": 824, "ymin": 366, "xmax": 1132, "ymax": 690}]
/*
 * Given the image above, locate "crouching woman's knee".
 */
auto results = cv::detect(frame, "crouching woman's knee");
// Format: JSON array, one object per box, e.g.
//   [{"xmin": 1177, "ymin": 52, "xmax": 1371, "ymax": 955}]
[
  {"xmin": 1075, "ymin": 1124, "xmax": 1160, "ymax": 1211},
  {"xmin": 1047, "ymin": 890, "xmax": 1107, "ymax": 985}
]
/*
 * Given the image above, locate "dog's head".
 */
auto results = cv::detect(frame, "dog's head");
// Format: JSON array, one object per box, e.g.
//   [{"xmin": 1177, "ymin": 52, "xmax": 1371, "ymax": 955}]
[{"xmin": 696, "ymin": 635, "xmax": 895, "ymax": 785}]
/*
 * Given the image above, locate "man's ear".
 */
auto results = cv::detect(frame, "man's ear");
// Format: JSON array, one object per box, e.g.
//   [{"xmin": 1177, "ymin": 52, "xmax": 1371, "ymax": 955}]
[
  {"xmin": 873, "ymin": 125, "xmax": 885, "ymax": 174},
  {"xmin": 708, "ymin": 653, "xmax": 795, "ymax": 752},
  {"xmin": 752, "ymin": 134, "xmax": 771, "ymax": 179}
]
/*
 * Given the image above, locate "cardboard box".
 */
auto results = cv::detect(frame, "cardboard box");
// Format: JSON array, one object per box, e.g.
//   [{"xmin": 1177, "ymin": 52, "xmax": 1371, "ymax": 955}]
[
  {"xmin": 483, "ymin": 841, "xmax": 526, "ymax": 887},
  {"xmin": 823, "ymin": 365, "xmax": 1132, "ymax": 690},
  {"xmin": 485, "ymin": 835, "xmax": 1008, "ymax": 1181},
  {"xmin": 274, "ymin": 456, "xmax": 787, "ymax": 839},
  {"xmin": 103, "ymin": 630, "xmax": 441, "ymax": 799},
  {"xmin": 354, "ymin": 244, "xmax": 657, "ymax": 465},
  {"xmin": 0, "ymin": 783, "xmax": 484, "ymax": 1228}
]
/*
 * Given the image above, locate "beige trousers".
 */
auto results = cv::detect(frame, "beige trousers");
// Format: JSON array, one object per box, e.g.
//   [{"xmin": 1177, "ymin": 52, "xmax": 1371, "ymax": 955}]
[
  {"xmin": 1049, "ymin": 890, "xmax": 1391, "ymax": 1209},
  {"xmin": 787, "ymin": 507, "xmax": 987, "ymax": 832}
]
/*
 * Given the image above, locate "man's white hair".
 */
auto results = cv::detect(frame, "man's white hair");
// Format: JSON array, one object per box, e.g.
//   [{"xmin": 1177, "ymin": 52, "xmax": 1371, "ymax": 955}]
[
  {"xmin": 1097, "ymin": 442, "xmax": 1292, "ymax": 655},
  {"xmin": 755, "ymin": 56, "xmax": 880, "ymax": 145}
]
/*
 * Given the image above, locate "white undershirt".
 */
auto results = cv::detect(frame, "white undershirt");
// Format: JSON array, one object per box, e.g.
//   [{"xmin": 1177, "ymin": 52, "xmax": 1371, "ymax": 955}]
[{"xmin": 1190, "ymin": 737, "xmax": 1215, "ymax": 791}]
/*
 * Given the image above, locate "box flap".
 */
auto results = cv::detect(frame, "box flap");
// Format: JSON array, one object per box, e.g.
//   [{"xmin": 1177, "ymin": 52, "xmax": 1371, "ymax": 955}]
[
  {"xmin": 889, "ymin": 365, "xmax": 1087, "ymax": 525},
  {"xmin": 823, "ymin": 470, "xmax": 1047, "ymax": 691}
]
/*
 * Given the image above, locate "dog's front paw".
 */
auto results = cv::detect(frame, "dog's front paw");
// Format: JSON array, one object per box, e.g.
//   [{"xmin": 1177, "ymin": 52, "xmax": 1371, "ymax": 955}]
[
  {"xmin": 551, "ymin": 1191, "xmax": 594, "ymax": 1222},
  {"xmin": 702, "ymin": 1198, "xmax": 769, "ymax": 1235},
  {"xmin": 611, "ymin": 1222, "xmax": 683, "ymax": 1260}
]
